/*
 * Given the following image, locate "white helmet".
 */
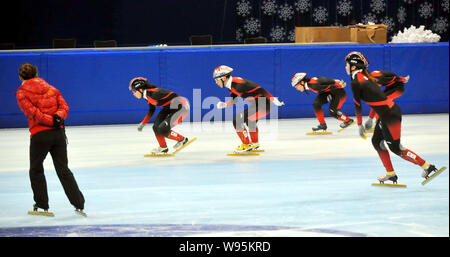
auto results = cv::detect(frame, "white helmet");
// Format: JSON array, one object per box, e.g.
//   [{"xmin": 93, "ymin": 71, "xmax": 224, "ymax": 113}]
[
  {"xmin": 291, "ymin": 72, "xmax": 307, "ymax": 87},
  {"xmin": 213, "ymin": 65, "xmax": 233, "ymax": 79}
]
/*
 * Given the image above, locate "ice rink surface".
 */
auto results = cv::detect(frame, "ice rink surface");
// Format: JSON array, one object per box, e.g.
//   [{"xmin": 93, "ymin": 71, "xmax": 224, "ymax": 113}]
[{"xmin": 0, "ymin": 114, "xmax": 448, "ymax": 237}]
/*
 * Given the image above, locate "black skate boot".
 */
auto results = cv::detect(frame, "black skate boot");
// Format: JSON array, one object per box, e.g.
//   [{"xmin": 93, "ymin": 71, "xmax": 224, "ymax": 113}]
[
  {"xmin": 378, "ymin": 172, "xmax": 398, "ymax": 184},
  {"xmin": 312, "ymin": 123, "xmax": 327, "ymax": 132},
  {"xmin": 340, "ymin": 118, "xmax": 354, "ymax": 129},
  {"xmin": 422, "ymin": 164, "xmax": 437, "ymax": 179},
  {"xmin": 75, "ymin": 208, "xmax": 87, "ymax": 217}
]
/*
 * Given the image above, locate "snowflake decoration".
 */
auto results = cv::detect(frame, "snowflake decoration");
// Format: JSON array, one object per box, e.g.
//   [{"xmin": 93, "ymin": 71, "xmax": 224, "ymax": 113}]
[
  {"xmin": 236, "ymin": 28, "xmax": 244, "ymax": 42},
  {"xmin": 270, "ymin": 26, "xmax": 286, "ymax": 42},
  {"xmin": 312, "ymin": 6, "xmax": 329, "ymax": 24},
  {"xmin": 243, "ymin": 17, "xmax": 261, "ymax": 35},
  {"xmin": 443, "ymin": 0, "xmax": 449, "ymax": 12},
  {"xmin": 337, "ymin": 0, "xmax": 353, "ymax": 16},
  {"xmin": 403, "ymin": 0, "xmax": 416, "ymax": 4},
  {"xmin": 418, "ymin": 2, "xmax": 434, "ymax": 19},
  {"xmin": 288, "ymin": 30, "xmax": 296, "ymax": 42},
  {"xmin": 432, "ymin": 16, "xmax": 449, "ymax": 34},
  {"xmin": 380, "ymin": 16, "xmax": 395, "ymax": 32},
  {"xmin": 278, "ymin": 3, "xmax": 294, "ymax": 21},
  {"xmin": 236, "ymin": 0, "xmax": 252, "ymax": 17},
  {"xmin": 397, "ymin": 7, "xmax": 407, "ymax": 24},
  {"xmin": 261, "ymin": 0, "xmax": 277, "ymax": 16},
  {"xmin": 362, "ymin": 13, "xmax": 378, "ymax": 24},
  {"xmin": 294, "ymin": 0, "xmax": 312, "ymax": 13},
  {"xmin": 370, "ymin": 0, "xmax": 386, "ymax": 14}
]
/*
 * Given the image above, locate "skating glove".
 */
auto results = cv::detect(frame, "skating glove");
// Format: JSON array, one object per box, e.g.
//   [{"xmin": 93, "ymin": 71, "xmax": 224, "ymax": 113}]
[
  {"xmin": 403, "ymin": 75, "xmax": 410, "ymax": 83},
  {"xmin": 338, "ymin": 80, "xmax": 346, "ymax": 87},
  {"xmin": 53, "ymin": 114, "xmax": 64, "ymax": 127},
  {"xmin": 358, "ymin": 125, "xmax": 367, "ymax": 140},
  {"xmin": 216, "ymin": 101, "xmax": 227, "ymax": 109},
  {"xmin": 272, "ymin": 97, "xmax": 285, "ymax": 106},
  {"xmin": 137, "ymin": 122, "xmax": 145, "ymax": 131}
]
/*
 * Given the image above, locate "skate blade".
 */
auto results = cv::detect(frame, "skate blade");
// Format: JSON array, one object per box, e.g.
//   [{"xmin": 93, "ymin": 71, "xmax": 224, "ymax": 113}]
[
  {"xmin": 28, "ymin": 210, "xmax": 55, "ymax": 217},
  {"xmin": 422, "ymin": 166, "xmax": 447, "ymax": 185},
  {"xmin": 171, "ymin": 137, "xmax": 197, "ymax": 155},
  {"xmin": 366, "ymin": 129, "xmax": 374, "ymax": 133},
  {"xmin": 75, "ymin": 210, "xmax": 87, "ymax": 217},
  {"xmin": 227, "ymin": 152, "xmax": 260, "ymax": 156},
  {"xmin": 337, "ymin": 121, "xmax": 355, "ymax": 132},
  {"xmin": 250, "ymin": 149, "xmax": 265, "ymax": 152},
  {"xmin": 306, "ymin": 131, "xmax": 332, "ymax": 135},
  {"xmin": 144, "ymin": 153, "xmax": 174, "ymax": 157},
  {"xmin": 371, "ymin": 183, "xmax": 407, "ymax": 188}
]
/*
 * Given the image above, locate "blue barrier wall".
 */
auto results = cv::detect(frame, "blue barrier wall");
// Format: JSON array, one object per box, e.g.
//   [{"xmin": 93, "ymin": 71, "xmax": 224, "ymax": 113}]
[{"xmin": 0, "ymin": 43, "xmax": 448, "ymax": 128}]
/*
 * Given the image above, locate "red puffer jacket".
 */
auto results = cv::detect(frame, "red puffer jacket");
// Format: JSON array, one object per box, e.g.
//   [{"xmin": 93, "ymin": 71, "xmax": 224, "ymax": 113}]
[{"xmin": 16, "ymin": 78, "xmax": 69, "ymax": 138}]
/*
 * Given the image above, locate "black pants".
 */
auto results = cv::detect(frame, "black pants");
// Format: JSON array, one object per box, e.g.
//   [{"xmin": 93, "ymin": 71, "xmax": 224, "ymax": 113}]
[
  {"xmin": 29, "ymin": 128, "xmax": 84, "ymax": 210},
  {"xmin": 233, "ymin": 97, "xmax": 271, "ymax": 132},
  {"xmin": 312, "ymin": 89, "xmax": 347, "ymax": 119}
]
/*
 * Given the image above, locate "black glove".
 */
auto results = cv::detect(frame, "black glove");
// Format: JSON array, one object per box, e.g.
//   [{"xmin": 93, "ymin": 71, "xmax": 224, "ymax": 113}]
[{"xmin": 53, "ymin": 114, "xmax": 64, "ymax": 127}]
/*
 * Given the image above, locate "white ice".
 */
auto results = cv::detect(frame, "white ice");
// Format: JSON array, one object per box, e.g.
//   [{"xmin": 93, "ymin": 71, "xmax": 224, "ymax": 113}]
[{"xmin": 0, "ymin": 114, "xmax": 448, "ymax": 237}]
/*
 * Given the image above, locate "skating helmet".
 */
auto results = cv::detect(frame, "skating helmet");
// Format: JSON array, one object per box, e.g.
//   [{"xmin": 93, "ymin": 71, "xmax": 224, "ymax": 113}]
[
  {"xmin": 129, "ymin": 77, "xmax": 155, "ymax": 91},
  {"xmin": 345, "ymin": 51, "xmax": 369, "ymax": 69},
  {"xmin": 213, "ymin": 65, "xmax": 233, "ymax": 80},
  {"xmin": 291, "ymin": 72, "xmax": 307, "ymax": 88}
]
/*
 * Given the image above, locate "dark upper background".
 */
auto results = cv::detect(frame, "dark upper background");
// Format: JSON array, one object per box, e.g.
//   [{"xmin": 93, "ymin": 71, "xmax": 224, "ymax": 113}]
[{"xmin": 1, "ymin": 0, "xmax": 448, "ymax": 49}]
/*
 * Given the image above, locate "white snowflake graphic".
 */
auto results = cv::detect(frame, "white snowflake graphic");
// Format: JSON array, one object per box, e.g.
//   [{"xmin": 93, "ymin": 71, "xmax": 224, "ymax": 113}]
[
  {"xmin": 270, "ymin": 26, "xmax": 286, "ymax": 42},
  {"xmin": 294, "ymin": 0, "xmax": 312, "ymax": 13},
  {"xmin": 261, "ymin": 0, "xmax": 277, "ymax": 16},
  {"xmin": 362, "ymin": 13, "xmax": 378, "ymax": 24},
  {"xmin": 403, "ymin": 0, "xmax": 416, "ymax": 4},
  {"xmin": 312, "ymin": 6, "xmax": 329, "ymax": 24},
  {"xmin": 432, "ymin": 16, "xmax": 449, "ymax": 34},
  {"xmin": 243, "ymin": 17, "xmax": 261, "ymax": 35},
  {"xmin": 442, "ymin": 0, "xmax": 449, "ymax": 12},
  {"xmin": 380, "ymin": 16, "xmax": 395, "ymax": 32},
  {"xmin": 236, "ymin": 0, "xmax": 252, "ymax": 17},
  {"xmin": 418, "ymin": 2, "xmax": 434, "ymax": 19},
  {"xmin": 288, "ymin": 30, "xmax": 296, "ymax": 42},
  {"xmin": 337, "ymin": 0, "xmax": 353, "ymax": 16},
  {"xmin": 236, "ymin": 28, "xmax": 244, "ymax": 42},
  {"xmin": 278, "ymin": 3, "xmax": 294, "ymax": 21},
  {"xmin": 397, "ymin": 6, "xmax": 407, "ymax": 24},
  {"xmin": 370, "ymin": 0, "xmax": 386, "ymax": 14}
]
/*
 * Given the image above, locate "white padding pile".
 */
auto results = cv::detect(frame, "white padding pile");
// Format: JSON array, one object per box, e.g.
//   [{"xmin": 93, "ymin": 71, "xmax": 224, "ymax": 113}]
[{"xmin": 390, "ymin": 25, "xmax": 441, "ymax": 43}]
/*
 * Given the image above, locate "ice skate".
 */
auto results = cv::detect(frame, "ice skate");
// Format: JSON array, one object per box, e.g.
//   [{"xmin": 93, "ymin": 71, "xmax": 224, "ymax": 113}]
[
  {"xmin": 338, "ymin": 119, "xmax": 355, "ymax": 132},
  {"xmin": 75, "ymin": 208, "xmax": 87, "ymax": 217},
  {"xmin": 151, "ymin": 146, "xmax": 169, "ymax": 154},
  {"xmin": 28, "ymin": 203, "xmax": 55, "ymax": 217},
  {"xmin": 307, "ymin": 123, "xmax": 332, "ymax": 135},
  {"xmin": 249, "ymin": 142, "xmax": 264, "ymax": 152},
  {"xmin": 372, "ymin": 172, "xmax": 406, "ymax": 187},
  {"xmin": 422, "ymin": 165, "xmax": 447, "ymax": 185},
  {"xmin": 227, "ymin": 144, "xmax": 259, "ymax": 156},
  {"xmin": 173, "ymin": 137, "xmax": 189, "ymax": 151}
]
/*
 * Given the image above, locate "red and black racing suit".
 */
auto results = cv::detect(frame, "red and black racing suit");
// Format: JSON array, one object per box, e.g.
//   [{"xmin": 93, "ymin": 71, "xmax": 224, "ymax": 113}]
[
  {"xmin": 368, "ymin": 70, "xmax": 408, "ymax": 120},
  {"xmin": 305, "ymin": 76, "xmax": 351, "ymax": 125},
  {"xmin": 223, "ymin": 77, "xmax": 276, "ymax": 145},
  {"xmin": 351, "ymin": 71, "xmax": 427, "ymax": 173},
  {"xmin": 140, "ymin": 82, "xmax": 189, "ymax": 147}
]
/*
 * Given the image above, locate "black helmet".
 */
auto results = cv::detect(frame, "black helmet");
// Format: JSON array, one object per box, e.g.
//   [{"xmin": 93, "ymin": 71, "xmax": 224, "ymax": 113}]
[
  {"xmin": 345, "ymin": 51, "xmax": 369, "ymax": 69},
  {"xmin": 129, "ymin": 77, "xmax": 155, "ymax": 91}
]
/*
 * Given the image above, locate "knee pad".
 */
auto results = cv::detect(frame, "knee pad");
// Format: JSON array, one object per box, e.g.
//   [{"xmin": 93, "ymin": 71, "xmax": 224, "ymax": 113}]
[
  {"xmin": 233, "ymin": 113, "xmax": 246, "ymax": 130},
  {"xmin": 155, "ymin": 121, "xmax": 171, "ymax": 137}
]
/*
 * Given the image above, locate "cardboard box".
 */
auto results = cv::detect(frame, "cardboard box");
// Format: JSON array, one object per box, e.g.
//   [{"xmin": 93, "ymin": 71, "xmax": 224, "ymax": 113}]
[
  {"xmin": 295, "ymin": 26, "xmax": 351, "ymax": 43},
  {"xmin": 349, "ymin": 24, "xmax": 387, "ymax": 44}
]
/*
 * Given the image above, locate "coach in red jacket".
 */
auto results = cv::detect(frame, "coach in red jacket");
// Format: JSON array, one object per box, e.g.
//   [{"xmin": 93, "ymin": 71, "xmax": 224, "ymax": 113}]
[{"xmin": 16, "ymin": 63, "xmax": 85, "ymax": 214}]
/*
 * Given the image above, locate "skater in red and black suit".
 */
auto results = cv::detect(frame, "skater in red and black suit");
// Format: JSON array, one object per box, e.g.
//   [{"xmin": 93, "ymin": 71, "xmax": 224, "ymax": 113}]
[
  {"xmin": 129, "ymin": 77, "xmax": 190, "ymax": 154},
  {"xmin": 365, "ymin": 70, "xmax": 410, "ymax": 130},
  {"xmin": 345, "ymin": 51, "xmax": 439, "ymax": 183},
  {"xmin": 213, "ymin": 65, "xmax": 285, "ymax": 153},
  {"xmin": 291, "ymin": 72, "xmax": 354, "ymax": 132},
  {"xmin": 15, "ymin": 63, "xmax": 85, "ymax": 214}
]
